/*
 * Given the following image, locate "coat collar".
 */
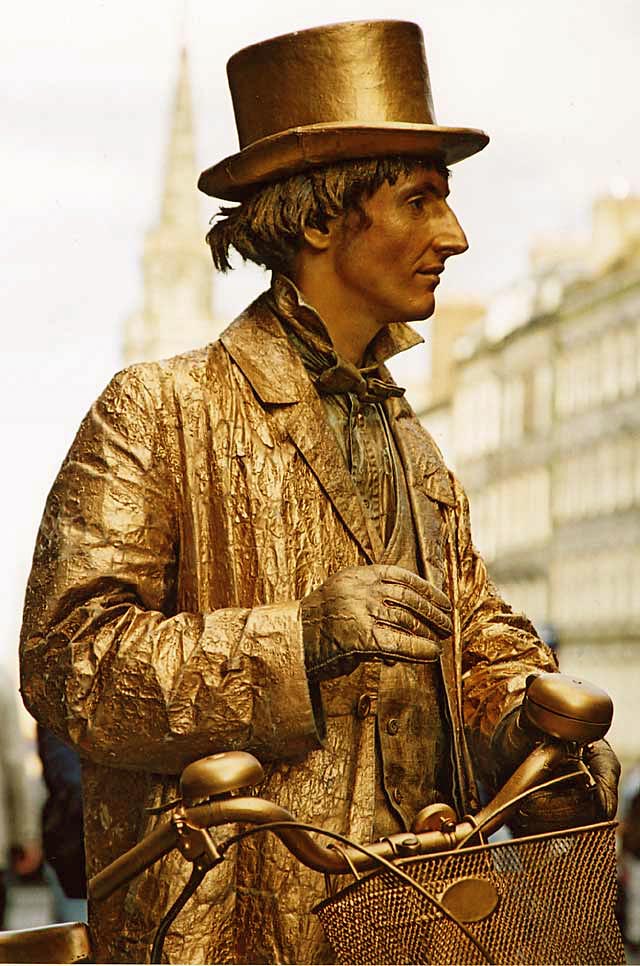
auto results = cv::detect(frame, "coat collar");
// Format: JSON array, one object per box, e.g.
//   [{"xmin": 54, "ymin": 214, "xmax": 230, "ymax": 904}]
[
  {"xmin": 220, "ymin": 294, "xmax": 455, "ymax": 563},
  {"xmin": 220, "ymin": 294, "xmax": 304, "ymax": 405},
  {"xmin": 220, "ymin": 282, "xmax": 424, "ymax": 406}
]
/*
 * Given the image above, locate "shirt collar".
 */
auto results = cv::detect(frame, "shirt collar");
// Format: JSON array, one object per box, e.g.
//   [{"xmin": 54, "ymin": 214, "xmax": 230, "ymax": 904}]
[{"xmin": 268, "ymin": 273, "xmax": 424, "ymax": 368}]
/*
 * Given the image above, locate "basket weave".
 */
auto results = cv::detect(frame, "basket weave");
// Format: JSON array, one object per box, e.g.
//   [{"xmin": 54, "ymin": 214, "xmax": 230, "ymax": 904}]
[{"xmin": 315, "ymin": 822, "xmax": 625, "ymax": 965}]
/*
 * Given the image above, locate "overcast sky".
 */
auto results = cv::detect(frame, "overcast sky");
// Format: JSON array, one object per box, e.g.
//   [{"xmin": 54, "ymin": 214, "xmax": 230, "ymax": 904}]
[{"xmin": 1, "ymin": 0, "xmax": 638, "ymax": 668}]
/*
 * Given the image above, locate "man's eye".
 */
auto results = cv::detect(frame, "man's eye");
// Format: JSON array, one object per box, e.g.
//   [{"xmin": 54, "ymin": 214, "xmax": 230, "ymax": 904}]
[{"xmin": 408, "ymin": 196, "xmax": 426, "ymax": 211}]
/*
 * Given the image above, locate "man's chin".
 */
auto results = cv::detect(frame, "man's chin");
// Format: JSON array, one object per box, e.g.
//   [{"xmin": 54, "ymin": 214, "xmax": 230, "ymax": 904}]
[
  {"xmin": 380, "ymin": 295, "xmax": 436, "ymax": 326},
  {"xmin": 405, "ymin": 296, "xmax": 436, "ymax": 324}
]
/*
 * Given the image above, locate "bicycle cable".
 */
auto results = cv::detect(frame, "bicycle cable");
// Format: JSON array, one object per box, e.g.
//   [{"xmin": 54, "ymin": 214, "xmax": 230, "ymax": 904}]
[
  {"xmin": 218, "ymin": 819, "xmax": 495, "ymax": 964},
  {"xmin": 455, "ymin": 769, "xmax": 585, "ymax": 850},
  {"xmin": 150, "ymin": 860, "xmax": 211, "ymax": 964}
]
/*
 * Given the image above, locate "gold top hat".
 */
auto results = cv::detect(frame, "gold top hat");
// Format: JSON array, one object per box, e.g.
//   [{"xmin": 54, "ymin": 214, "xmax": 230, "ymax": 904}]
[{"xmin": 198, "ymin": 20, "xmax": 489, "ymax": 201}]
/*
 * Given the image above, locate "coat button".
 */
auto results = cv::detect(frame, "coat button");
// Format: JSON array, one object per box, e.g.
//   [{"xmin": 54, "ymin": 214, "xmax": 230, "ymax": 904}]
[
  {"xmin": 386, "ymin": 718, "xmax": 400, "ymax": 735},
  {"xmin": 393, "ymin": 787, "xmax": 403, "ymax": 805},
  {"xmin": 355, "ymin": 694, "xmax": 372, "ymax": 719}
]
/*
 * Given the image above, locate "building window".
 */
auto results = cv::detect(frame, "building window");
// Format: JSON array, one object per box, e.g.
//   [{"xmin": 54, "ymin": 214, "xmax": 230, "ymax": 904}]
[
  {"xmin": 470, "ymin": 469, "xmax": 550, "ymax": 558},
  {"xmin": 553, "ymin": 433, "xmax": 639, "ymax": 522},
  {"xmin": 531, "ymin": 364, "xmax": 553, "ymax": 434},
  {"xmin": 551, "ymin": 547, "xmax": 637, "ymax": 628},
  {"xmin": 453, "ymin": 375, "xmax": 501, "ymax": 460},
  {"xmin": 502, "ymin": 376, "xmax": 524, "ymax": 444}
]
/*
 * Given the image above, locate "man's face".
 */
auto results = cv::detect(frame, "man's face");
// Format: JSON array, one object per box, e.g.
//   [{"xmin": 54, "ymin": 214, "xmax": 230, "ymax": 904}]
[{"xmin": 329, "ymin": 164, "xmax": 468, "ymax": 326}]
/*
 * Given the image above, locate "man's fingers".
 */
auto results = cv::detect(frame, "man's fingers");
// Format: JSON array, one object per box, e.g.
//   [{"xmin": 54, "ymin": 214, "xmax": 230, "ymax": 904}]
[
  {"xmin": 586, "ymin": 740, "xmax": 620, "ymax": 820},
  {"xmin": 377, "ymin": 565, "xmax": 451, "ymax": 612},
  {"xmin": 594, "ymin": 780, "xmax": 618, "ymax": 821},
  {"xmin": 382, "ymin": 583, "xmax": 449, "ymax": 616},
  {"xmin": 377, "ymin": 605, "xmax": 427, "ymax": 638},
  {"xmin": 373, "ymin": 625, "xmax": 441, "ymax": 662},
  {"xmin": 377, "ymin": 599, "xmax": 452, "ymax": 638},
  {"xmin": 376, "ymin": 582, "xmax": 453, "ymax": 635}
]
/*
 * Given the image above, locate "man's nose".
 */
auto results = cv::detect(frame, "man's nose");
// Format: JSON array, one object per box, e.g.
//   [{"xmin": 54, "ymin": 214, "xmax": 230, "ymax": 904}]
[{"xmin": 433, "ymin": 205, "xmax": 468, "ymax": 260}]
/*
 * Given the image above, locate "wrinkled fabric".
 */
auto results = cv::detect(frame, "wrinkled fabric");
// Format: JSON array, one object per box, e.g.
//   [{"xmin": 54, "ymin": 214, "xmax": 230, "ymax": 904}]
[
  {"xmin": 273, "ymin": 274, "xmax": 401, "ymax": 545},
  {"xmin": 20, "ymin": 291, "xmax": 557, "ymax": 964}
]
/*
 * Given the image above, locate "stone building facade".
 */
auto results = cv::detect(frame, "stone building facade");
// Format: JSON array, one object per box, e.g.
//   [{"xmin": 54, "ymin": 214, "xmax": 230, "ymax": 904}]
[{"xmin": 420, "ymin": 196, "xmax": 640, "ymax": 763}]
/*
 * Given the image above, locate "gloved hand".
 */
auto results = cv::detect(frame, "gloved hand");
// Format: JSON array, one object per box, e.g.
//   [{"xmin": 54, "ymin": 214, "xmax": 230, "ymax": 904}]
[
  {"xmin": 491, "ymin": 707, "xmax": 620, "ymax": 834},
  {"xmin": 586, "ymin": 738, "xmax": 621, "ymax": 819},
  {"xmin": 301, "ymin": 564, "xmax": 452, "ymax": 681}
]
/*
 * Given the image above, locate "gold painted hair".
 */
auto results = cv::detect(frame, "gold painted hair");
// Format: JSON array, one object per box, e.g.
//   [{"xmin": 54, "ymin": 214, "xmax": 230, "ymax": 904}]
[{"xmin": 206, "ymin": 156, "xmax": 450, "ymax": 274}]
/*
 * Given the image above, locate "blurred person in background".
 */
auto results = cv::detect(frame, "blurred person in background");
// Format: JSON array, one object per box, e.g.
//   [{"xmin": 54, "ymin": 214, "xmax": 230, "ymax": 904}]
[
  {"xmin": 619, "ymin": 769, "xmax": 640, "ymax": 952},
  {"xmin": 37, "ymin": 726, "xmax": 87, "ymax": 924},
  {"xmin": 0, "ymin": 669, "xmax": 41, "ymax": 927}
]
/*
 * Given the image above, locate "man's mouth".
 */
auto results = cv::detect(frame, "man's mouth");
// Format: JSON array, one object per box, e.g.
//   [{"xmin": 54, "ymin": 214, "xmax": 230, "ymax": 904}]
[{"xmin": 416, "ymin": 266, "xmax": 443, "ymax": 286}]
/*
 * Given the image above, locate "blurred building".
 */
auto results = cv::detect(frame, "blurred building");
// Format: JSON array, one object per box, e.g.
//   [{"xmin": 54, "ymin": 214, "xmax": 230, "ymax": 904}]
[
  {"xmin": 417, "ymin": 298, "xmax": 486, "ymax": 466},
  {"xmin": 123, "ymin": 49, "xmax": 222, "ymax": 363},
  {"xmin": 420, "ymin": 192, "xmax": 640, "ymax": 764}
]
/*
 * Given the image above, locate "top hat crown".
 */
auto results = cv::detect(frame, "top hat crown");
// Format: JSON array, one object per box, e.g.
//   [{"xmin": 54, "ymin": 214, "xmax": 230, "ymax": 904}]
[{"xmin": 198, "ymin": 20, "xmax": 488, "ymax": 200}]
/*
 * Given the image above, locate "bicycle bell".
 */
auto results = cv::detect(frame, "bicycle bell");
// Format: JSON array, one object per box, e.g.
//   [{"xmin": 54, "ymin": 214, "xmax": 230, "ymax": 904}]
[
  {"xmin": 180, "ymin": 751, "xmax": 265, "ymax": 806},
  {"xmin": 522, "ymin": 672, "xmax": 613, "ymax": 743}
]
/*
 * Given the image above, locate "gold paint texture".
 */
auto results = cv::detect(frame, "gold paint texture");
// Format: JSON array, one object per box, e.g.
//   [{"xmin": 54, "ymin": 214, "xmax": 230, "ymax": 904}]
[
  {"xmin": 20, "ymin": 292, "xmax": 556, "ymax": 964},
  {"xmin": 198, "ymin": 21, "xmax": 488, "ymax": 200}
]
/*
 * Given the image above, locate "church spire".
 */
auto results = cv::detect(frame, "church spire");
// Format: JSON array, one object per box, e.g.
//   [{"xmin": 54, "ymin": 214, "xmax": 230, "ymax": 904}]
[
  {"xmin": 159, "ymin": 47, "xmax": 200, "ymax": 234},
  {"xmin": 123, "ymin": 47, "xmax": 220, "ymax": 364}
]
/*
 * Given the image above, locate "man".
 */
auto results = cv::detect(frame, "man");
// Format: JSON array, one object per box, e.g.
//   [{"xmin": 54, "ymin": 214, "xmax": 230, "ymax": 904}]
[{"xmin": 20, "ymin": 21, "xmax": 618, "ymax": 964}]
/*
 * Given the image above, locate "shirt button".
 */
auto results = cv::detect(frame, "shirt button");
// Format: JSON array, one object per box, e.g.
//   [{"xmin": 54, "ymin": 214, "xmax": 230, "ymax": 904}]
[
  {"xmin": 393, "ymin": 787, "xmax": 403, "ymax": 805},
  {"xmin": 355, "ymin": 693, "xmax": 372, "ymax": 719},
  {"xmin": 386, "ymin": 718, "xmax": 400, "ymax": 736}
]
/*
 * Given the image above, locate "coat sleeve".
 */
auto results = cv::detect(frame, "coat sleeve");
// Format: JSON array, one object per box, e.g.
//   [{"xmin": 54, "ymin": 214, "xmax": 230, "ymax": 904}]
[
  {"xmin": 20, "ymin": 367, "xmax": 321, "ymax": 774},
  {"xmin": 450, "ymin": 474, "xmax": 558, "ymax": 764}
]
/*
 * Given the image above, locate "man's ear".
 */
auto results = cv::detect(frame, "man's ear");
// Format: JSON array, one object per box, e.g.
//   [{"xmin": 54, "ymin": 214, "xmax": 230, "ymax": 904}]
[{"xmin": 302, "ymin": 223, "xmax": 334, "ymax": 253}]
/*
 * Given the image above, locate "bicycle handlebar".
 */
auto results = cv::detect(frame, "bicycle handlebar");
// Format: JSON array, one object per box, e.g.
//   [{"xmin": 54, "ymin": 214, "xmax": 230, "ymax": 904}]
[
  {"xmin": 89, "ymin": 671, "xmax": 613, "ymax": 909},
  {"xmin": 90, "ymin": 820, "xmax": 181, "ymax": 902},
  {"xmin": 89, "ymin": 739, "xmax": 569, "ymax": 902}
]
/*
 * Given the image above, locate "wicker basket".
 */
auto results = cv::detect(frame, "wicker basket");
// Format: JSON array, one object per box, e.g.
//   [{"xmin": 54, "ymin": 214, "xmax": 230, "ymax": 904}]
[{"xmin": 315, "ymin": 822, "xmax": 625, "ymax": 965}]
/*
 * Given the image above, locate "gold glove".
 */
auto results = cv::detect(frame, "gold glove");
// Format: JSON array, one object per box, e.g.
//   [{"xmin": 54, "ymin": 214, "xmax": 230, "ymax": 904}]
[
  {"xmin": 492, "ymin": 708, "xmax": 620, "ymax": 833},
  {"xmin": 301, "ymin": 564, "xmax": 452, "ymax": 681}
]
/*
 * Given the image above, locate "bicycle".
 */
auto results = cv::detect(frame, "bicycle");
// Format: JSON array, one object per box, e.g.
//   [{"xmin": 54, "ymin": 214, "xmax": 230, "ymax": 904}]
[{"xmin": 0, "ymin": 672, "xmax": 625, "ymax": 964}]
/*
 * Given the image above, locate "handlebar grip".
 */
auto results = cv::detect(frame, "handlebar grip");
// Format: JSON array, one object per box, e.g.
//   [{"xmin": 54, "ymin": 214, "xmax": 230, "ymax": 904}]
[
  {"xmin": 89, "ymin": 820, "xmax": 179, "ymax": 902},
  {"xmin": 471, "ymin": 740, "xmax": 567, "ymax": 837}
]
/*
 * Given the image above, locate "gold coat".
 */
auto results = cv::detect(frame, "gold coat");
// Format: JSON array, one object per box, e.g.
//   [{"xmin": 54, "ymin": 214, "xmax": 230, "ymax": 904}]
[{"xmin": 20, "ymin": 293, "xmax": 556, "ymax": 964}]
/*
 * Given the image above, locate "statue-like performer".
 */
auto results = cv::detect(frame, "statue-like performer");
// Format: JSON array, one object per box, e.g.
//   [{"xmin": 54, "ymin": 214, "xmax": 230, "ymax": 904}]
[{"xmin": 20, "ymin": 21, "xmax": 619, "ymax": 964}]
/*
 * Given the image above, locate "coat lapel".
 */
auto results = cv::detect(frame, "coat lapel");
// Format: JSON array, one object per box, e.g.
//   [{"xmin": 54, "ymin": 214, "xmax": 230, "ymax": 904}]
[
  {"xmin": 221, "ymin": 297, "xmax": 377, "ymax": 562},
  {"xmin": 384, "ymin": 390, "xmax": 456, "ymax": 576},
  {"xmin": 278, "ymin": 395, "xmax": 382, "ymax": 563},
  {"xmin": 385, "ymin": 390, "xmax": 479, "ymax": 812}
]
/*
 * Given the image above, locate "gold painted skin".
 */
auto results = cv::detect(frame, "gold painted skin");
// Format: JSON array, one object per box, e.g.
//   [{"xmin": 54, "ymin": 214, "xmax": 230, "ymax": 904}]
[{"xmin": 20, "ymin": 285, "xmax": 557, "ymax": 964}]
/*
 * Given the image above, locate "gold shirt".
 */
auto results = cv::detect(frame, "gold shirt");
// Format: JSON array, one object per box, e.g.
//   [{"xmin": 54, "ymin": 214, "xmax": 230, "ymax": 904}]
[{"xmin": 20, "ymin": 288, "xmax": 557, "ymax": 964}]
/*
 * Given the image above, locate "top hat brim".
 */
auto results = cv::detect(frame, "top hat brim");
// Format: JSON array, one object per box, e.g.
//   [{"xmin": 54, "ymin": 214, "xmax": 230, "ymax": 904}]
[{"xmin": 198, "ymin": 122, "xmax": 489, "ymax": 201}]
